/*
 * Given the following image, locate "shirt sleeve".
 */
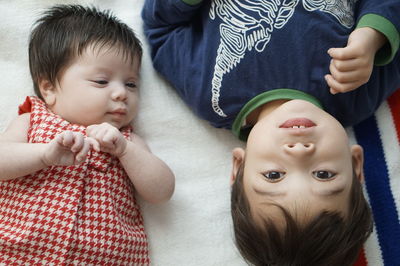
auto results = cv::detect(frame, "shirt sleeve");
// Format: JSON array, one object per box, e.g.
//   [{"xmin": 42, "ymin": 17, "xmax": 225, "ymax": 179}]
[
  {"xmin": 141, "ymin": 0, "xmax": 206, "ymax": 98},
  {"xmin": 142, "ymin": 0, "xmax": 204, "ymax": 28},
  {"xmin": 355, "ymin": 0, "xmax": 400, "ymax": 65},
  {"xmin": 141, "ymin": 0, "xmax": 204, "ymax": 57}
]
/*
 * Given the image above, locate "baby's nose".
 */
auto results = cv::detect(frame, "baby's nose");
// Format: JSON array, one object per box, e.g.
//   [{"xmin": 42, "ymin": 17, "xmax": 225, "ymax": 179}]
[{"xmin": 112, "ymin": 84, "xmax": 127, "ymax": 101}]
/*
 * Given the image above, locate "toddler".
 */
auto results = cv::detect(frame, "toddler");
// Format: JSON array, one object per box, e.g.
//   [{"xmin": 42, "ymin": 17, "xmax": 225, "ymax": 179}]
[{"xmin": 142, "ymin": 0, "xmax": 400, "ymax": 265}]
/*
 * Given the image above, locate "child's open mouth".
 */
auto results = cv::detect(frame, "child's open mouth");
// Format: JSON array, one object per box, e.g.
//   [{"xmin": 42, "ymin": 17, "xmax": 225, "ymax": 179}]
[{"xmin": 279, "ymin": 118, "xmax": 316, "ymax": 129}]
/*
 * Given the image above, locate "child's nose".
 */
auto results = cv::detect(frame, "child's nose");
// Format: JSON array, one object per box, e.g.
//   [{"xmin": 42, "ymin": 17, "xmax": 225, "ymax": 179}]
[{"xmin": 283, "ymin": 142, "xmax": 315, "ymax": 156}]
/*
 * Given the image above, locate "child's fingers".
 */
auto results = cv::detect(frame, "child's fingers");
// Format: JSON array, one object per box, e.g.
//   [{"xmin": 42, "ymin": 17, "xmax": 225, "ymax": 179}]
[
  {"xmin": 329, "ymin": 63, "xmax": 360, "ymax": 84},
  {"xmin": 325, "ymin": 74, "xmax": 360, "ymax": 94},
  {"xmin": 328, "ymin": 46, "xmax": 357, "ymax": 61},
  {"xmin": 331, "ymin": 58, "xmax": 359, "ymax": 72}
]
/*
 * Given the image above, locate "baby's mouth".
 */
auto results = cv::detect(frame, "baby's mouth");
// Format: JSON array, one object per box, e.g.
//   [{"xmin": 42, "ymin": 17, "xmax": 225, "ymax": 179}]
[{"xmin": 279, "ymin": 118, "xmax": 316, "ymax": 129}]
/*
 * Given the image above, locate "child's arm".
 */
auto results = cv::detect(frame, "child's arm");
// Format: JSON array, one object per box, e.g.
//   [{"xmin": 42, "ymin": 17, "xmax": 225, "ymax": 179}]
[
  {"xmin": 142, "ymin": 0, "xmax": 205, "ymax": 76},
  {"xmin": 326, "ymin": 0, "xmax": 400, "ymax": 94},
  {"xmin": 0, "ymin": 113, "xmax": 95, "ymax": 180},
  {"xmin": 142, "ymin": 0, "xmax": 204, "ymax": 28},
  {"xmin": 87, "ymin": 123, "xmax": 175, "ymax": 204},
  {"xmin": 325, "ymin": 27, "xmax": 387, "ymax": 94}
]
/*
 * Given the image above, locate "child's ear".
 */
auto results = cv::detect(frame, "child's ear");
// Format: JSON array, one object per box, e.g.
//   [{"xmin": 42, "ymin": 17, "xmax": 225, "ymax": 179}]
[
  {"xmin": 38, "ymin": 79, "xmax": 57, "ymax": 106},
  {"xmin": 231, "ymin": 147, "xmax": 245, "ymax": 186},
  {"xmin": 351, "ymin": 144, "xmax": 365, "ymax": 183}
]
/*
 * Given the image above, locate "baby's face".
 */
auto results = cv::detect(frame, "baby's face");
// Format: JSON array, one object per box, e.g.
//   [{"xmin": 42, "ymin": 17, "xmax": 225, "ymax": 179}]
[
  {"xmin": 47, "ymin": 45, "xmax": 140, "ymax": 129},
  {"xmin": 236, "ymin": 100, "xmax": 364, "ymax": 223}
]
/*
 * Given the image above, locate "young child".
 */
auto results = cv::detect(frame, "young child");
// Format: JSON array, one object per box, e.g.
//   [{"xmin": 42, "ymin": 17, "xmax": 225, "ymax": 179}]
[
  {"xmin": 142, "ymin": 0, "xmax": 400, "ymax": 265},
  {"xmin": 0, "ymin": 5, "xmax": 175, "ymax": 265}
]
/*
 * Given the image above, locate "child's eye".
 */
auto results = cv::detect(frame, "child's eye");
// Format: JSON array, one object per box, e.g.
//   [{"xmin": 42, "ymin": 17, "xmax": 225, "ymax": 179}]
[
  {"xmin": 262, "ymin": 171, "xmax": 285, "ymax": 181},
  {"xmin": 312, "ymin": 171, "xmax": 336, "ymax": 180}
]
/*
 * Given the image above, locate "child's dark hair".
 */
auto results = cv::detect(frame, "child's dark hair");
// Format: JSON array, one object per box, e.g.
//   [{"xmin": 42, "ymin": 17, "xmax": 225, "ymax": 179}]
[
  {"xmin": 29, "ymin": 4, "xmax": 142, "ymax": 99},
  {"xmin": 231, "ymin": 163, "xmax": 373, "ymax": 266}
]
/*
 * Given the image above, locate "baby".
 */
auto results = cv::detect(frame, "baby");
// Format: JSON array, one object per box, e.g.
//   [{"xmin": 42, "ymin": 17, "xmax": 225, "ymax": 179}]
[{"xmin": 0, "ymin": 5, "xmax": 174, "ymax": 264}]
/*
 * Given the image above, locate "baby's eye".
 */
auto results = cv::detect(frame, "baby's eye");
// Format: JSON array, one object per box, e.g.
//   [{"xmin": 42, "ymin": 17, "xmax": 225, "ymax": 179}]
[
  {"xmin": 126, "ymin": 82, "xmax": 136, "ymax": 88},
  {"xmin": 93, "ymin": 80, "xmax": 108, "ymax": 85},
  {"xmin": 312, "ymin": 171, "xmax": 336, "ymax": 180},
  {"xmin": 262, "ymin": 171, "xmax": 285, "ymax": 181}
]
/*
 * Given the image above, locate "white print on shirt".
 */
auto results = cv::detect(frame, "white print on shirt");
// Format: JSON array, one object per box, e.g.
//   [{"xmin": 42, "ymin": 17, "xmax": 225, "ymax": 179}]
[{"xmin": 209, "ymin": 0, "xmax": 357, "ymax": 117}]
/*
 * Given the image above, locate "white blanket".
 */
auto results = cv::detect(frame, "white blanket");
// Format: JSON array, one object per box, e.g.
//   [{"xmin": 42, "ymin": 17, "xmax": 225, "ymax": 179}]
[{"xmin": 1, "ymin": 1, "xmax": 398, "ymax": 266}]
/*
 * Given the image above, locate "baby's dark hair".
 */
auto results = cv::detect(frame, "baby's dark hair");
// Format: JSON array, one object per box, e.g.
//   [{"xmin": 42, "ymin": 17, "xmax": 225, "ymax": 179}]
[
  {"xmin": 29, "ymin": 4, "xmax": 142, "ymax": 99},
  {"xmin": 231, "ymin": 163, "xmax": 373, "ymax": 266}
]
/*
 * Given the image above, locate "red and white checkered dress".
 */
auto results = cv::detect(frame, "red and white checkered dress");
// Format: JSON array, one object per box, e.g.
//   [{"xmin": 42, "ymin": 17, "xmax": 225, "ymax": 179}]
[{"xmin": 0, "ymin": 96, "xmax": 149, "ymax": 265}]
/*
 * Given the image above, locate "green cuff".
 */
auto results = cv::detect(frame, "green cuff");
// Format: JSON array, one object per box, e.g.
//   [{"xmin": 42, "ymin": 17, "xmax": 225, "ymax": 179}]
[
  {"xmin": 232, "ymin": 89, "xmax": 323, "ymax": 141},
  {"xmin": 357, "ymin": 14, "xmax": 400, "ymax": 66},
  {"xmin": 182, "ymin": 0, "xmax": 203, "ymax": 5}
]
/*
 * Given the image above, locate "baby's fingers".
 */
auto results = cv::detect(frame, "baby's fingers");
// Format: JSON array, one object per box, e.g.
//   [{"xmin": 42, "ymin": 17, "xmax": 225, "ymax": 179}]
[
  {"xmin": 70, "ymin": 133, "xmax": 85, "ymax": 153},
  {"xmin": 57, "ymin": 131, "xmax": 77, "ymax": 148},
  {"xmin": 73, "ymin": 137, "xmax": 96, "ymax": 163},
  {"xmin": 86, "ymin": 137, "xmax": 100, "ymax": 152}
]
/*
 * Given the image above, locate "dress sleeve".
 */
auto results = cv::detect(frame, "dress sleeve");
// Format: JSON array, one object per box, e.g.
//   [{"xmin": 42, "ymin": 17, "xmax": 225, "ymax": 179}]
[
  {"xmin": 355, "ymin": 0, "xmax": 400, "ymax": 65},
  {"xmin": 18, "ymin": 96, "xmax": 32, "ymax": 115}
]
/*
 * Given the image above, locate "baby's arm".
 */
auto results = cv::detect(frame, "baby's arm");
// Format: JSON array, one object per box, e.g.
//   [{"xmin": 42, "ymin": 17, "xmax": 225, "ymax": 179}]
[
  {"xmin": 325, "ymin": 27, "xmax": 387, "ymax": 94},
  {"xmin": 0, "ymin": 113, "xmax": 95, "ymax": 180},
  {"xmin": 87, "ymin": 123, "xmax": 175, "ymax": 204}
]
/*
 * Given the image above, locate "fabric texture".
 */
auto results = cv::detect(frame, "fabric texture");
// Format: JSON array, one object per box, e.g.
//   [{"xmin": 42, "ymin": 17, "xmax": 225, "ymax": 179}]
[{"xmin": 0, "ymin": 96, "xmax": 149, "ymax": 265}]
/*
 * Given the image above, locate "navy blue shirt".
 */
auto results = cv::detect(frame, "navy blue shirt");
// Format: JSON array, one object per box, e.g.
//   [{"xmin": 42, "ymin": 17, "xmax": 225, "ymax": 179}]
[{"xmin": 142, "ymin": 0, "xmax": 400, "ymax": 138}]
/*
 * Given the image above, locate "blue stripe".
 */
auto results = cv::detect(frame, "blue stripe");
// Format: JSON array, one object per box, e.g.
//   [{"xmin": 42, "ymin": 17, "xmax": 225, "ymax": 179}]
[{"xmin": 354, "ymin": 116, "xmax": 400, "ymax": 266}]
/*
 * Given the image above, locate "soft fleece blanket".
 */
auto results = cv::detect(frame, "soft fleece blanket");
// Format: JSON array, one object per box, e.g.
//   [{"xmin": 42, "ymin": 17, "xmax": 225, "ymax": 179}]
[{"xmin": 0, "ymin": 1, "xmax": 398, "ymax": 265}]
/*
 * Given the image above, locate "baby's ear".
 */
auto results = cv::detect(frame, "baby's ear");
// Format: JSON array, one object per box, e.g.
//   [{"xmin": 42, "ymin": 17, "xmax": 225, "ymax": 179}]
[
  {"xmin": 351, "ymin": 144, "xmax": 365, "ymax": 183},
  {"xmin": 38, "ymin": 79, "xmax": 56, "ymax": 106},
  {"xmin": 231, "ymin": 148, "xmax": 245, "ymax": 185}
]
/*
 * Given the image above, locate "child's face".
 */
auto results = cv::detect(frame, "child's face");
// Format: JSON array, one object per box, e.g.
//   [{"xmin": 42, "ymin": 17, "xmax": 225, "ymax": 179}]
[
  {"xmin": 232, "ymin": 100, "xmax": 364, "ymax": 224},
  {"xmin": 43, "ymin": 45, "xmax": 140, "ymax": 129}
]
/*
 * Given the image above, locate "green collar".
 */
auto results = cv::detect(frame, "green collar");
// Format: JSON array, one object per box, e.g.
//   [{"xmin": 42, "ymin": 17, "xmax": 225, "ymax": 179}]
[{"xmin": 232, "ymin": 89, "xmax": 323, "ymax": 141}]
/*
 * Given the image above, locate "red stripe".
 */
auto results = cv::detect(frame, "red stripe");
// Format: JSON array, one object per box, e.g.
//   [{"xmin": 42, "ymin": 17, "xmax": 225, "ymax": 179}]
[
  {"xmin": 354, "ymin": 248, "xmax": 367, "ymax": 266},
  {"xmin": 387, "ymin": 88, "xmax": 400, "ymax": 141}
]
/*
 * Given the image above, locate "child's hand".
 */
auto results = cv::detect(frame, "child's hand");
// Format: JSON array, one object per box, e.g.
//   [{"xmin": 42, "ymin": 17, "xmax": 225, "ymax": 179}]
[
  {"xmin": 325, "ymin": 27, "xmax": 387, "ymax": 94},
  {"xmin": 86, "ymin": 123, "xmax": 127, "ymax": 157},
  {"xmin": 43, "ymin": 131, "xmax": 98, "ymax": 166}
]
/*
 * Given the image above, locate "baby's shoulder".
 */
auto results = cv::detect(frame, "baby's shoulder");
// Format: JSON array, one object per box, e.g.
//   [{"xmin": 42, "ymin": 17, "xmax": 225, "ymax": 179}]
[{"xmin": 0, "ymin": 113, "xmax": 30, "ymax": 143}]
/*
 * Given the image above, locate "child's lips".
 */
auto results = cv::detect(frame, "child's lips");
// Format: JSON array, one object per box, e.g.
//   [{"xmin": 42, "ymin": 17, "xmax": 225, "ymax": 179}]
[{"xmin": 279, "ymin": 118, "xmax": 316, "ymax": 129}]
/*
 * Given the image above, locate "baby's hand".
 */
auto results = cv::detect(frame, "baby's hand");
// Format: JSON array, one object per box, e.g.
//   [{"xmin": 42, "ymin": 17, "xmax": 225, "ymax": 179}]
[
  {"xmin": 43, "ymin": 131, "xmax": 97, "ymax": 166},
  {"xmin": 86, "ymin": 123, "xmax": 127, "ymax": 157},
  {"xmin": 325, "ymin": 27, "xmax": 386, "ymax": 94}
]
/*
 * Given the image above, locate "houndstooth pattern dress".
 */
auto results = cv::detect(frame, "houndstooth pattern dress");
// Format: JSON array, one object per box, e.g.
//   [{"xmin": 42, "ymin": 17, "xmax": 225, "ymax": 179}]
[{"xmin": 0, "ymin": 96, "xmax": 149, "ymax": 265}]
